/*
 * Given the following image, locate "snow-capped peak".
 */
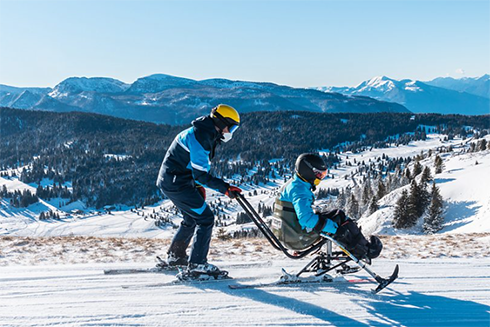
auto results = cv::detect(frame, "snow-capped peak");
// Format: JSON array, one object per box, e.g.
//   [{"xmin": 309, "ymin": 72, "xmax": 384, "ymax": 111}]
[
  {"xmin": 50, "ymin": 77, "xmax": 129, "ymax": 97},
  {"xmin": 356, "ymin": 76, "xmax": 397, "ymax": 93}
]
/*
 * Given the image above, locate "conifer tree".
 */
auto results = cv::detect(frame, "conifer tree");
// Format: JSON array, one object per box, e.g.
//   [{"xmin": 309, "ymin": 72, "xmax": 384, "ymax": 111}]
[
  {"xmin": 347, "ymin": 194, "xmax": 359, "ymax": 220},
  {"xmin": 368, "ymin": 195, "xmax": 379, "ymax": 215},
  {"xmin": 376, "ymin": 178, "xmax": 386, "ymax": 200},
  {"xmin": 361, "ymin": 184, "xmax": 372, "ymax": 206},
  {"xmin": 336, "ymin": 189, "xmax": 346, "ymax": 208},
  {"xmin": 404, "ymin": 168, "xmax": 412, "ymax": 180},
  {"xmin": 407, "ymin": 180, "xmax": 424, "ymax": 224},
  {"xmin": 434, "ymin": 155, "xmax": 444, "ymax": 174},
  {"xmin": 423, "ymin": 182, "xmax": 444, "ymax": 234},
  {"xmin": 413, "ymin": 161, "xmax": 422, "ymax": 177},
  {"xmin": 262, "ymin": 206, "xmax": 273, "ymax": 218},
  {"xmin": 478, "ymin": 139, "xmax": 487, "ymax": 151},
  {"xmin": 420, "ymin": 166, "xmax": 433, "ymax": 185},
  {"xmin": 393, "ymin": 190, "xmax": 410, "ymax": 228}
]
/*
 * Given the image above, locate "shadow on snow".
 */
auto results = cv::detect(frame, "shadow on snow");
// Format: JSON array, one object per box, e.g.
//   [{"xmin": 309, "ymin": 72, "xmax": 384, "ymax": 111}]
[{"xmin": 191, "ymin": 280, "xmax": 490, "ymax": 326}]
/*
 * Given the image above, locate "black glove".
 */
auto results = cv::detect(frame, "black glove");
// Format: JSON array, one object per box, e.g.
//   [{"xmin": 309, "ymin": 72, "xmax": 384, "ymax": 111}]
[{"xmin": 320, "ymin": 209, "xmax": 347, "ymax": 228}]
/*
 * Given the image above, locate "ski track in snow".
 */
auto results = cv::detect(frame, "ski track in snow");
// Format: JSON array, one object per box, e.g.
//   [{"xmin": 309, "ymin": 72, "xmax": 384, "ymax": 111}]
[{"xmin": 0, "ymin": 259, "xmax": 489, "ymax": 326}]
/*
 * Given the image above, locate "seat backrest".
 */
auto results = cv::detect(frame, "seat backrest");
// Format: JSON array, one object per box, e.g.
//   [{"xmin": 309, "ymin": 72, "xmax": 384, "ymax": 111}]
[{"xmin": 272, "ymin": 196, "xmax": 321, "ymax": 251}]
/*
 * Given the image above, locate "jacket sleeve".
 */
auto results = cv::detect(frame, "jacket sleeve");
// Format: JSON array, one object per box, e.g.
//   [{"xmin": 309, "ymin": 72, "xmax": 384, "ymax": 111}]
[
  {"xmin": 187, "ymin": 131, "xmax": 229, "ymax": 194},
  {"xmin": 290, "ymin": 188, "xmax": 337, "ymax": 234}
]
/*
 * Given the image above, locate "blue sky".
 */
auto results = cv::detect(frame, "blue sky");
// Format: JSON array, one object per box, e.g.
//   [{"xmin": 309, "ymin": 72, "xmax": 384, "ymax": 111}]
[{"xmin": 0, "ymin": 0, "xmax": 488, "ymax": 88}]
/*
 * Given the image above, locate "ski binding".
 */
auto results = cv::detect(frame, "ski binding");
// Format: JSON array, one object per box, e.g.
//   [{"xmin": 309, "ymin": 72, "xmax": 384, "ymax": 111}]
[{"xmin": 176, "ymin": 269, "xmax": 231, "ymax": 282}]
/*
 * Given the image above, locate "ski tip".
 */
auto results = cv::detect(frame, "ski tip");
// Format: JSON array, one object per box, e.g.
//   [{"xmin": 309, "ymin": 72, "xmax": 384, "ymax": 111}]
[
  {"xmin": 372, "ymin": 264, "xmax": 399, "ymax": 294},
  {"xmin": 392, "ymin": 264, "xmax": 399, "ymax": 279}
]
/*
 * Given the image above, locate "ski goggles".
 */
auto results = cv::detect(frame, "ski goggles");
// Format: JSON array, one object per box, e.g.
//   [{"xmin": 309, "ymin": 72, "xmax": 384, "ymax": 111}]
[
  {"xmin": 312, "ymin": 168, "xmax": 327, "ymax": 185},
  {"xmin": 313, "ymin": 168, "xmax": 328, "ymax": 180},
  {"xmin": 229, "ymin": 124, "xmax": 239, "ymax": 134}
]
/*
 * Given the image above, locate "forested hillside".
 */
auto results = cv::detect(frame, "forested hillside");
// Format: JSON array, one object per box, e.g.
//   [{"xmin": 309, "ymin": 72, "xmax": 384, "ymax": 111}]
[{"xmin": 1, "ymin": 107, "xmax": 488, "ymax": 208}]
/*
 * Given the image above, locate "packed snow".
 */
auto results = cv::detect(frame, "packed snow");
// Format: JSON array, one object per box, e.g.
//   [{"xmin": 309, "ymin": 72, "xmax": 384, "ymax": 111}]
[{"xmin": 0, "ymin": 258, "xmax": 489, "ymax": 326}]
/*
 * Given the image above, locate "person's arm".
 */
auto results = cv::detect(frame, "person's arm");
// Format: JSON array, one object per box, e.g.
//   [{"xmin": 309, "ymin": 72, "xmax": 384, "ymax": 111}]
[
  {"xmin": 186, "ymin": 132, "xmax": 229, "ymax": 194},
  {"xmin": 290, "ymin": 188, "xmax": 337, "ymax": 234}
]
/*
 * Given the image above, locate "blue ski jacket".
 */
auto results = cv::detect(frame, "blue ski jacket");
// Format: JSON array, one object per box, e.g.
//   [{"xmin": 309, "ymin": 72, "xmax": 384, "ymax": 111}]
[
  {"xmin": 156, "ymin": 116, "xmax": 229, "ymax": 194},
  {"xmin": 279, "ymin": 175, "xmax": 338, "ymax": 234}
]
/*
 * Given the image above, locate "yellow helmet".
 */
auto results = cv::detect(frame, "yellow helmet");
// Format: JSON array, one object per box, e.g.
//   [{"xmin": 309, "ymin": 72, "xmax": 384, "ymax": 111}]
[{"xmin": 211, "ymin": 104, "xmax": 240, "ymax": 131}]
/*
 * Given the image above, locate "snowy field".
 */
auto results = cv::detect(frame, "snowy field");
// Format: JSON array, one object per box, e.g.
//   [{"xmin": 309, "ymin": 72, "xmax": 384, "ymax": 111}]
[
  {"xmin": 0, "ymin": 258, "xmax": 489, "ymax": 326},
  {"xmin": 1, "ymin": 235, "xmax": 489, "ymax": 326}
]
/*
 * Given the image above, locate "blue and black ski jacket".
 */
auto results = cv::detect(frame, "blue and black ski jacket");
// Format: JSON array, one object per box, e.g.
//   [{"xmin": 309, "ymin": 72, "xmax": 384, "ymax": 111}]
[
  {"xmin": 279, "ymin": 175, "xmax": 338, "ymax": 234},
  {"xmin": 156, "ymin": 116, "xmax": 229, "ymax": 194}
]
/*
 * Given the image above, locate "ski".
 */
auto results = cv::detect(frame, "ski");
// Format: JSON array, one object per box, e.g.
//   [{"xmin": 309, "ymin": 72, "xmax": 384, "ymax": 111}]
[
  {"xmin": 104, "ymin": 267, "xmax": 178, "ymax": 275},
  {"xmin": 105, "ymin": 259, "xmax": 272, "ymax": 275},
  {"xmin": 104, "ymin": 256, "xmax": 180, "ymax": 275},
  {"xmin": 228, "ymin": 276, "xmax": 374, "ymax": 290},
  {"xmin": 372, "ymin": 264, "xmax": 399, "ymax": 294},
  {"xmin": 122, "ymin": 274, "xmax": 234, "ymax": 289}
]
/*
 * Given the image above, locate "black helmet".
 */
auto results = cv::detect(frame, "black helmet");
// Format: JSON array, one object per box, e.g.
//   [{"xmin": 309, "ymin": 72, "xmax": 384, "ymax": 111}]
[
  {"xmin": 295, "ymin": 153, "xmax": 327, "ymax": 186},
  {"xmin": 367, "ymin": 235, "xmax": 383, "ymax": 259}
]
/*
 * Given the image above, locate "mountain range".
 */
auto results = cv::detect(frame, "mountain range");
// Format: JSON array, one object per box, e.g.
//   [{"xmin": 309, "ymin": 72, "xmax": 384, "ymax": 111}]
[
  {"xmin": 0, "ymin": 75, "xmax": 408, "ymax": 125},
  {"xmin": 425, "ymin": 74, "xmax": 490, "ymax": 98},
  {"xmin": 316, "ymin": 75, "xmax": 490, "ymax": 115}
]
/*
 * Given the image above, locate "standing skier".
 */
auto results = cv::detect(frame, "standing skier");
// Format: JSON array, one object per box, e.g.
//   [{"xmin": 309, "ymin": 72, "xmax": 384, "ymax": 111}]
[
  {"xmin": 156, "ymin": 104, "xmax": 242, "ymax": 277},
  {"xmin": 273, "ymin": 153, "xmax": 382, "ymax": 259}
]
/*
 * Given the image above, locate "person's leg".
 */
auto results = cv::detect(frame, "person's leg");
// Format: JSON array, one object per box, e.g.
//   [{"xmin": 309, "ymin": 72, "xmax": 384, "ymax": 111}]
[
  {"xmin": 162, "ymin": 184, "xmax": 214, "ymax": 265},
  {"xmin": 188, "ymin": 205, "xmax": 214, "ymax": 264},
  {"xmin": 167, "ymin": 210, "xmax": 196, "ymax": 260}
]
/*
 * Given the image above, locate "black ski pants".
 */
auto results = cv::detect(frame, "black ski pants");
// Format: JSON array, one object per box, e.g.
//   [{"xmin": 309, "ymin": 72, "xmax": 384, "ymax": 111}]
[{"xmin": 159, "ymin": 172, "xmax": 214, "ymax": 265}]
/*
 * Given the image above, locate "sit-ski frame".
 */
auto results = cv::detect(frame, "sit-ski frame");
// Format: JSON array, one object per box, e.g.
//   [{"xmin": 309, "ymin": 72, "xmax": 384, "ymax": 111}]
[{"xmin": 234, "ymin": 193, "xmax": 398, "ymax": 293}]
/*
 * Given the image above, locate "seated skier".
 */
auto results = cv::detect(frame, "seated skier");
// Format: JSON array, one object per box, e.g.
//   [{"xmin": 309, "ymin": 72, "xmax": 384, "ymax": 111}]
[{"xmin": 272, "ymin": 153, "xmax": 382, "ymax": 260}]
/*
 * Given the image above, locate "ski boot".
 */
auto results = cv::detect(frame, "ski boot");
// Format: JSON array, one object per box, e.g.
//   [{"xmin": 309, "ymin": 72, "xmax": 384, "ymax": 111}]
[
  {"xmin": 155, "ymin": 253, "xmax": 188, "ymax": 271},
  {"xmin": 177, "ymin": 262, "xmax": 230, "ymax": 281}
]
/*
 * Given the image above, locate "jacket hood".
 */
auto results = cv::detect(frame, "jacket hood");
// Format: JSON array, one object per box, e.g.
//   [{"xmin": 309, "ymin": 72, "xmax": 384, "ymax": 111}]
[
  {"xmin": 191, "ymin": 115, "xmax": 222, "ymax": 157},
  {"xmin": 192, "ymin": 116, "xmax": 218, "ymax": 135}
]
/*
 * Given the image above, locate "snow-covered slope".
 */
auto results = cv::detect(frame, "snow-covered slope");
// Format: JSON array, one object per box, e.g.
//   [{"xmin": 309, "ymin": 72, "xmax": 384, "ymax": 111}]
[
  {"xmin": 0, "ymin": 258, "xmax": 489, "ymax": 326},
  {"xmin": 1, "ymin": 132, "xmax": 489, "ymax": 239},
  {"xmin": 49, "ymin": 77, "xmax": 130, "ymax": 96},
  {"xmin": 0, "ymin": 85, "xmax": 51, "ymax": 108},
  {"xmin": 358, "ymin": 143, "xmax": 490, "ymax": 236}
]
